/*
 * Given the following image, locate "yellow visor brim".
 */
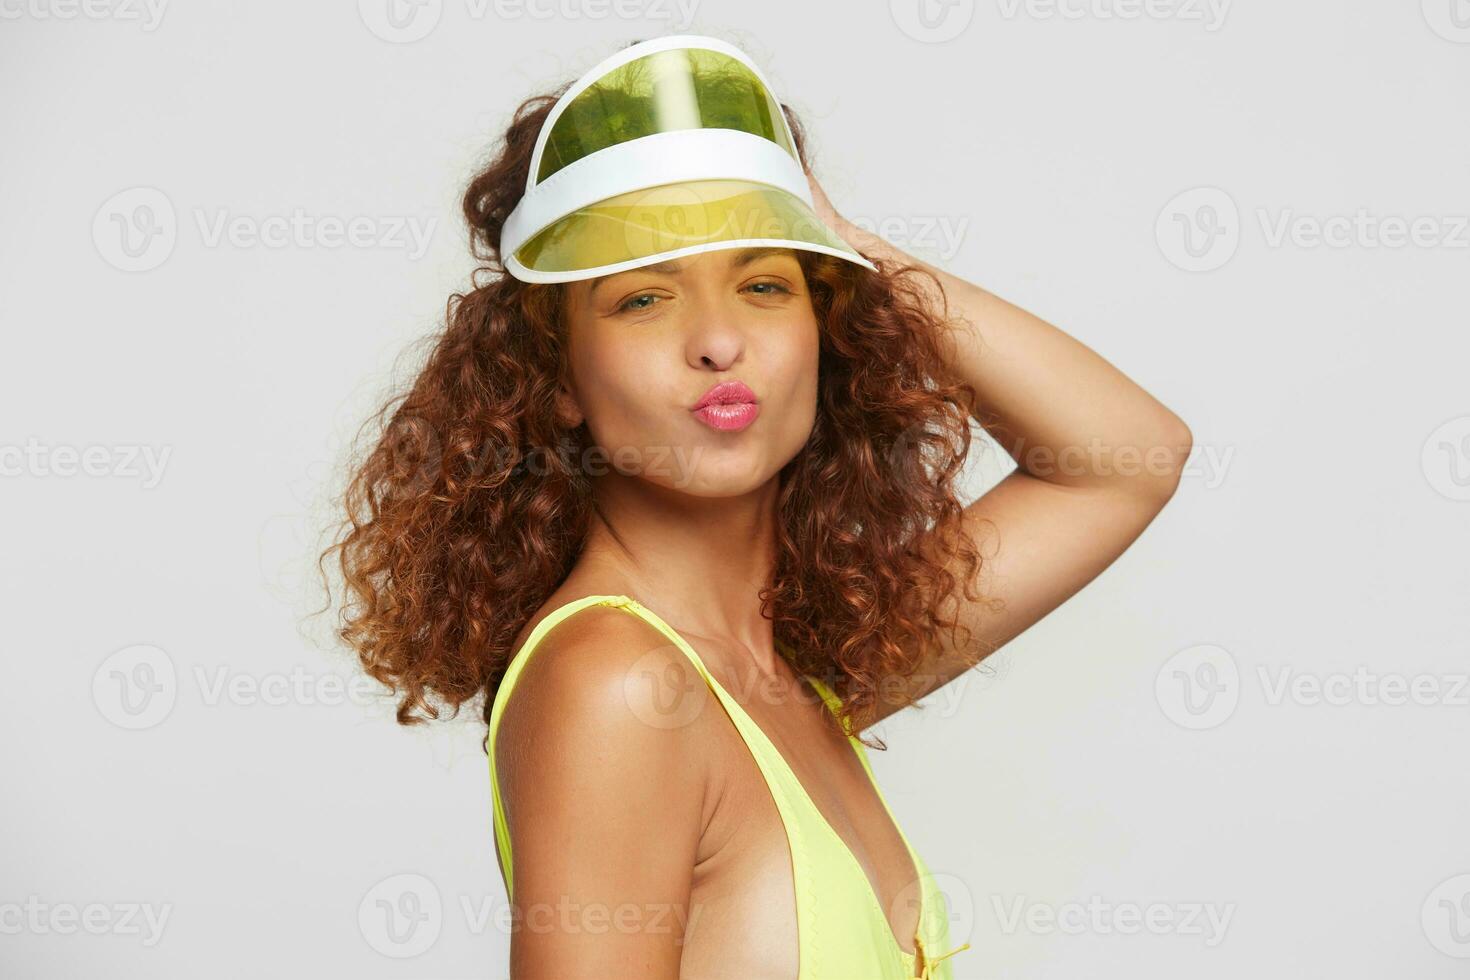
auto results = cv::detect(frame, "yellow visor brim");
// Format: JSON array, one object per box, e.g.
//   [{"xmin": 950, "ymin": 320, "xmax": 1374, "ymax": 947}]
[{"xmin": 509, "ymin": 179, "xmax": 875, "ymax": 282}]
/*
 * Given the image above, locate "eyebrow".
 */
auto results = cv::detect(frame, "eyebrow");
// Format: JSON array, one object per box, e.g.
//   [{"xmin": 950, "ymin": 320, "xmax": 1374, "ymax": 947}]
[{"xmin": 586, "ymin": 247, "xmax": 792, "ymax": 299}]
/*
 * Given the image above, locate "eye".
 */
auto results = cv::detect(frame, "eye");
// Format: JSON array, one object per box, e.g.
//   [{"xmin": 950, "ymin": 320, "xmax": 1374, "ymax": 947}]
[
  {"xmin": 617, "ymin": 292, "xmax": 662, "ymax": 313},
  {"xmin": 743, "ymin": 280, "xmax": 792, "ymax": 297}
]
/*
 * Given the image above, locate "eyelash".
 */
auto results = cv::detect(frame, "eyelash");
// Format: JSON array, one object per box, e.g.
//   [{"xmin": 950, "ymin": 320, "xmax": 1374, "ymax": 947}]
[{"xmin": 617, "ymin": 281, "xmax": 791, "ymax": 313}]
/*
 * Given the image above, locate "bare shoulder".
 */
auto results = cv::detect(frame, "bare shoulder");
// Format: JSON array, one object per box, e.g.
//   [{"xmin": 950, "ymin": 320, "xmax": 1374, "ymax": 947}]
[
  {"xmin": 493, "ymin": 602, "xmax": 716, "ymax": 973},
  {"xmin": 499, "ymin": 602, "xmax": 717, "ymax": 745},
  {"xmin": 495, "ymin": 601, "xmax": 718, "ymax": 825}
]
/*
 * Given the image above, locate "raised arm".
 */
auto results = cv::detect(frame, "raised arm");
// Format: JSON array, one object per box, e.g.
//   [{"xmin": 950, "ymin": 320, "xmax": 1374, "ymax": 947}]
[
  {"xmin": 806, "ymin": 173, "xmax": 1194, "ymax": 724},
  {"xmin": 494, "ymin": 609, "xmax": 711, "ymax": 978}
]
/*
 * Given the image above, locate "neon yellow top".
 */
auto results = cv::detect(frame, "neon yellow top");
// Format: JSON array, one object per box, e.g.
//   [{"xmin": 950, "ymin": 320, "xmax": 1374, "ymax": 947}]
[{"xmin": 488, "ymin": 594, "xmax": 971, "ymax": 980}]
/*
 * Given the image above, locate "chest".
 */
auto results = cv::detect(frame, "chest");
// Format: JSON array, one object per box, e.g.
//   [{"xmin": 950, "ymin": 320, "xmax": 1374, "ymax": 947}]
[{"xmin": 678, "ymin": 657, "xmax": 925, "ymax": 977}]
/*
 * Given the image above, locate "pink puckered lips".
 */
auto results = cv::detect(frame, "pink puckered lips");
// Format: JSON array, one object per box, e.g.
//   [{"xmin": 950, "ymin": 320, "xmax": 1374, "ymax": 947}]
[{"xmin": 691, "ymin": 379, "xmax": 760, "ymax": 432}]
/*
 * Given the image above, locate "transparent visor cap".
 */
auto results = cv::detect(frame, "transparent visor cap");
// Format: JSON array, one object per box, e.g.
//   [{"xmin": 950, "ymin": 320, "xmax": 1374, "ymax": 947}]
[{"xmin": 499, "ymin": 36, "xmax": 877, "ymax": 283}]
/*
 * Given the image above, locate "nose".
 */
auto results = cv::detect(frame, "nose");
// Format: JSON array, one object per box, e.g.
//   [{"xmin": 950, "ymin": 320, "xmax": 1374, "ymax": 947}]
[{"xmin": 683, "ymin": 293, "xmax": 747, "ymax": 372}]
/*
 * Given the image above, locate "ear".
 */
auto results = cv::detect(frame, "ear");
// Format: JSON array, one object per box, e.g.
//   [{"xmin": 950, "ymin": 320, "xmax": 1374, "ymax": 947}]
[
  {"xmin": 555, "ymin": 286, "xmax": 587, "ymax": 429},
  {"xmin": 554, "ymin": 384, "xmax": 584, "ymax": 429}
]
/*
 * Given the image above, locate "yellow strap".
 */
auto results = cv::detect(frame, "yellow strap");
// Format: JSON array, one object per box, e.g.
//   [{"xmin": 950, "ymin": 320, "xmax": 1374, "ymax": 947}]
[{"xmin": 919, "ymin": 940, "xmax": 971, "ymax": 978}]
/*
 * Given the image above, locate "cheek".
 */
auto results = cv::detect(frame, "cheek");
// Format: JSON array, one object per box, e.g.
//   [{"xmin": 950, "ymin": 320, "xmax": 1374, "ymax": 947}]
[
  {"xmin": 571, "ymin": 336, "xmax": 679, "ymax": 442},
  {"xmin": 762, "ymin": 313, "xmax": 822, "ymax": 443}
]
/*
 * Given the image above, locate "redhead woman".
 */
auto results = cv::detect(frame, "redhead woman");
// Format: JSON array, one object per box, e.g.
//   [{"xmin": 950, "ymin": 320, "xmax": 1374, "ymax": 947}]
[{"xmin": 324, "ymin": 34, "xmax": 1190, "ymax": 980}]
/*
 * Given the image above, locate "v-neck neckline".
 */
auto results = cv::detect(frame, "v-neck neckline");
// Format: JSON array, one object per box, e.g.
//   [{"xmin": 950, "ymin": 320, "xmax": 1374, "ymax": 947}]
[{"xmin": 617, "ymin": 595, "xmax": 926, "ymax": 963}]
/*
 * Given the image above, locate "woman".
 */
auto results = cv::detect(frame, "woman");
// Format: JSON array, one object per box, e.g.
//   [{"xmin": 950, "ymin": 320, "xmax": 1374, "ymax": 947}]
[{"xmin": 324, "ymin": 35, "xmax": 1191, "ymax": 980}]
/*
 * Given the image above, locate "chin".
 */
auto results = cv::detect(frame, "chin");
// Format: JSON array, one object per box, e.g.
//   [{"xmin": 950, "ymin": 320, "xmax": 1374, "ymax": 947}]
[{"xmin": 645, "ymin": 444, "xmax": 776, "ymax": 497}]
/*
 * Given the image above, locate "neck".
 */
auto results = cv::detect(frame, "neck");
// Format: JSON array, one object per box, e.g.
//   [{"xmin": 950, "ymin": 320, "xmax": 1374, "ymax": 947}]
[{"xmin": 577, "ymin": 469, "xmax": 783, "ymax": 664}]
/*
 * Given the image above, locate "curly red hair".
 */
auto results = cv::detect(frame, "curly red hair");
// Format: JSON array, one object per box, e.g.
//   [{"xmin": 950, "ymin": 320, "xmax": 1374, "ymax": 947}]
[{"xmin": 320, "ymin": 75, "xmax": 995, "ymax": 750}]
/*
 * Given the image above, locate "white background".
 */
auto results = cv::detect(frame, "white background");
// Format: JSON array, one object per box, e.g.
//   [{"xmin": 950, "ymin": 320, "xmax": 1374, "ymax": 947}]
[{"xmin": 3, "ymin": 1, "xmax": 1468, "ymax": 977}]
